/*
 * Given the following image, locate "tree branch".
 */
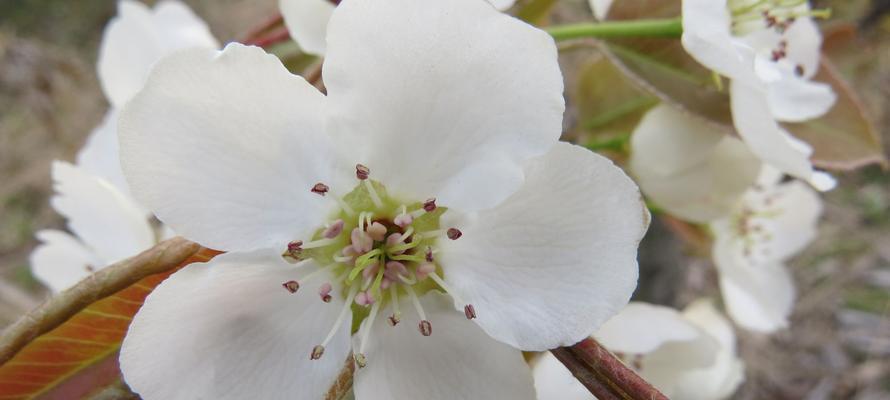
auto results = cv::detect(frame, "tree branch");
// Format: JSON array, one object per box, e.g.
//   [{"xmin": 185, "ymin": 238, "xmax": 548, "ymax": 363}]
[{"xmin": 551, "ymin": 337, "xmax": 668, "ymax": 400}]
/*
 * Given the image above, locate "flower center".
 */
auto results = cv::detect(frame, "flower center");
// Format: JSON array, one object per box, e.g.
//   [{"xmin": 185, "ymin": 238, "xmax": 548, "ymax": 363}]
[
  {"xmin": 730, "ymin": 185, "xmax": 782, "ymax": 260},
  {"xmin": 279, "ymin": 164, "xmax": 474, "ymax": 367}
]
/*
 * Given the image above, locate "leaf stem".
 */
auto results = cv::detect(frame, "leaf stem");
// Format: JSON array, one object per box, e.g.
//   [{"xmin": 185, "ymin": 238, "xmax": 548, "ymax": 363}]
[{"xmin": 546, "ymin": 17, "xmax": 683, "ymax": 41}]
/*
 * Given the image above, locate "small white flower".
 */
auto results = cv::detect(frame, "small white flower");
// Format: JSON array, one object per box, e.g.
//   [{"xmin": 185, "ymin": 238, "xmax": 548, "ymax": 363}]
[
  {"xmin": 710, "ymin": 167, "xmax": 822, "ymax": 332},
  {"xmin": 279, "ymin": 0, "xmax": 516, "ymax": 56},
  {"xmin": 30, "ymin": 0, "xmax": 216, "ymax": 292},
  {"xmin": 629, "ymin": 104, "xmax": 762, "ymax": 223},
  {"xmin": 681, "ymin": 0, "xmax": 836, "ymax": 191},
  {"xmin": 588, "ymin": 0, "xmax": 615, "ymax": 20},
  {"xmin": 534, "ymin": 300, "xmax": 745, "ymax": 400},
  {"xmin": 116, "ymin": 0, "xmax": 649, "ymax": 398}
]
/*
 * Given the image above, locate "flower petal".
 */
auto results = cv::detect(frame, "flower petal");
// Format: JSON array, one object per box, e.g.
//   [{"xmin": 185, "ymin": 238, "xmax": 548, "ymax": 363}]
[
  {"xmin": 595, "ymin": 302, "xmax": 702, "ymax": 355},
  {"xmin": 353, "ymin": 292, "xmax": 536, "ymax": 400},
  {"xmin": 630, "ymin": 105, "xmax": 761, "ymax": 223},
  {"xmin": 488, "ymin": 0, "xmax": 517, "ymax": 11},
  {"xmin": 761, "ymin": 180, "xmax": 822, "ymax": 260},
  {"xmin": 671, "ymin": 299, "xmax": 745, "ymax": 400},
  {"xmin": 120, "ymin": 250, "xmax": 351, "ymax": 400},
  {"xmin": 533, "ymin": 352, "xmax": 595, "ymax": 400},
  {"xmin": 279, "ymin": 0, "xmax": 335, "ymax": 56},
  {"xmin": 119, "ymin": 43, "xmax": 337, "ymax": 252},
  {"xmin": 440, "ymin": 143, "xmax": 648, "ymax": 351},
  {"xmin": 589, "ymin": 0, "xmax": 614, "ymax": 20},
  {"xmin": 754, "ymin": 56, "xmax": 836, "ymax": 122},
  {"xmin": 323, "ymin": 0, "xmax": 564, "ymax": 211},
  {"xmin": 76, "ymin": 110, "xmax": 135, "ymax": 203},
  {"xmin": 730, "ymin": 79, "xmax": 817, "ymax": 184},
  {"xmin": 29, "ymin": 230, "xmax": 102, "ymax": 293},
  {"xmin": 681, "ymin": 0, "xmax": 757, "ymax": 81},
  {"xmin": 50, "ymin": 161, "xmax": 155, "ymax": 266},
  {"xmin": 98, "ymin": 0, "xmax": 217, "ymax": 107},
  {"xmin": 713, "ymin": 238, "xmax": 795, "ymax": 332}
]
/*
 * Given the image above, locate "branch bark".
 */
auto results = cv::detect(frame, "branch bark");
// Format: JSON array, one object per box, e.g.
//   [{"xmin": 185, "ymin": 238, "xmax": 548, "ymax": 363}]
[
  {"xmin": 551, "ymin": 337, "xmax": 668, "ymax": 400},
  {"xmin": 0, "ymin": 237, "xmax": 204, "ymax": 364}
]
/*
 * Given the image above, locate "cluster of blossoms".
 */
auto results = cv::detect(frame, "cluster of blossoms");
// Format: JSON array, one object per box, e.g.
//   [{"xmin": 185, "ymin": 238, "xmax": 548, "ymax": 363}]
[{"xmin": 25, "ymin": 0, "xmax": 842, "ymax": 399}]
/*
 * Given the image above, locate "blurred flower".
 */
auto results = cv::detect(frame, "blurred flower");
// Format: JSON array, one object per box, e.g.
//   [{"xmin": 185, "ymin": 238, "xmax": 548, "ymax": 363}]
[
  {"xmin": 534, "ymin": 300, "xmax": 744, "ymax": 400},
  {"xmin": 30, "ymin": 0, "xmax": 217, "ymax": 292},
  {"xmin": 589, "ymin": 0, "xmax": 614, "ymax": 20},
  {"xmin": 115, "ymin": 0, "xmax": 648, "ymax": 398},
  {"xmin": 629, "ymin": 104, "xmax": 762, "ymax": 223},
  {"xmin": 711, "ymin": 167, "xmax": 822, "ymax": 332},
  {"xmin": 279, "ymin": 0, "xmax": 516, "ymax": 56},
  {"xmin": 681, "ymin": 0, "xmax": 836, "ymax": 191}
]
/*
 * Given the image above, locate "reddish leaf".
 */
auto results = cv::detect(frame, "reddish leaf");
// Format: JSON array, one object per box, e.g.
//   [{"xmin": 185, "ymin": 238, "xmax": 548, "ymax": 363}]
[{"xmin": 0, "ymin": 241, "xmax": 217, "ymax": 400}]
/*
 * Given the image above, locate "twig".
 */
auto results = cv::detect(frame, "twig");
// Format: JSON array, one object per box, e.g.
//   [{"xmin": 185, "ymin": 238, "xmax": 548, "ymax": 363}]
[
  {"xmin": 244, "ymin": 27, "xmax": 291, "ymax": 48},
  {"xmin": 0, "ymin": 237, "xmax": 205, "ymax": 364},
  {"xmin": 552, "ymin": 337, "xmax": 668, "ymax": 400},
  {"xmin": 239, "ymin": 13, "xmax": 284, "ymax": 44}
]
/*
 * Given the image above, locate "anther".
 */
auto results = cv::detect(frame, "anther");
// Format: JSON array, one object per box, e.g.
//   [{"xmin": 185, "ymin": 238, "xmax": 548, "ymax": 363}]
[
  {"xmin": 287, "ymin": 240, "xmax": 303, "ymax": 255},
  {"xmin": 311, "ymin": 182, "xmax": 329, "ymax": 196},
  {"xmin": 794, "ymin": 64, "xmax": 805, "ymax": 76},
  {"xmin": 355, "ymin": 291, "xmax": 375, "ymax": 306},
  {"xmin": 310, "ymin": 345, "xmax": 325, "ymax": 360},
  {"xmin": 423, "ymin": 198, "xmax": 437, "ymax": 212},
  {"xmin": 393, "ymin": 213, "xmax": 413, "ymax": 228},
  {"xmin": 464, "ymin": 304, "xmax": 477, "ymax": 320},
  {"xmin": 354, "ymin": 353, "xmax": 367, "ymax": 368},
  {"xmin": 367, "ymin": 222, "xmax": 387, "ymax": 241},
  {"xmin": 418, "ymin": 320, "xmax": 432, "ymax": 336},
  {"xmin": 323, "ymin": 220, "xmax": 345, "ymax": 239},
  {"xmin": 356, "ymin": 164, "xmax": 370, "ymax": 180},
  {"xmin": 282, "ymin": 280, "xmax": 300, "ymax": 294},
  {"xmin": 416, "ymin": 263, "xmax": 436, "ymax": 281},
  {"xmin": 425, "ymin": 247, "xmax": 434, "ymax": 262},
  {"xmin": 388, "ymin": 313, "xmax": 401, "ymax": 326},
  {"xmin": 318, "ymin": 282, "xmax": 332, "ymax": 303},
  {"xmin": 446, "ymin": 228, "xmax": 462, "ymax": 240}
]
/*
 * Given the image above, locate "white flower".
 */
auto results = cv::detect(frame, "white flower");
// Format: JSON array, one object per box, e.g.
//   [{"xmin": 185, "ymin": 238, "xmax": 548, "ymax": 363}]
[
  {"xmin": 29, "ymin": 162, "xmax": 156, "ymax": 292},
  {"xmin": 30, "ymin": 0, "xmax": 216, "ymax": 292},
  {"xmin": 589, "ymin": 0, "xmax": 615, "ymax": 20},
  {"xmin": 681, "ymin": 0, "xmax": 836, "ymax": 191},
  {"xmin": 116, "ymin": 0, "xmax": 649, "ymax": 398},
  {"xmin": 534, "ymin": 300, "xmax": 744, "ymax": 400},
  {"xmin": 710, "ymin": 167, "xmax": 822, "ymax": 332},
  {"xmin": 279, "ymin": 0, "xmax": 516, "ymax": 56},
  {"xmin": 629, "ymin": 104, "xmax": 762, "ymax": 223}
]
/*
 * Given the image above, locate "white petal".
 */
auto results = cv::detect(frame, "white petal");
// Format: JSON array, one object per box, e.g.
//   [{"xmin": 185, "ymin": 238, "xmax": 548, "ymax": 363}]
[
  {"xmin": 50, "ymin": 161, "xmax": 155, "ymax": 266},
  {"xmin": 730, "ymin": 79, "xmax": 816, "ymax": 182},
  {"xmin": 533, "ymin": 352, "xmax": 595, "ymax": 400},
  {"xmin": 488, "ymin": 0, "xmax": 517, "ymax": 11},
  {"xmin": 440, "ymin": 143, "xmax": 648, "ymax": 351},
  {"xmin": 681, "ymin": 0, "xmax": 757, "ymax": 81},
  {"xmin": 29, "ymin": 230, "xmax": 102, "ymax": 293},
  {"xmin": 353, "ymin": 292, "xmax": 535, "ymax": 400},
  {"xmin": 595, "ymin": 302, "xmax": 702, "ymax": 355},
  {"xmin": 119, "ymin": 43, "xmax": 337, "ymax": 252},
  {"xmin": 323, "ymin": 0, "xmax": 564, "ymax": 211},
  {"xmin": 120, "ymin": 250, "xmax": 351, "ymax": 400},
  {"xmin": 713, "ymin": 238, "xmax": 795, "ymax": 332},
  {"xmin": 671, "ymin": 299, "xmax": 745, "ymax": 400},
  {"xmin": 75, "ymin": 110, "xmax": 136, "ymax": 203},
  {"xmin": 98, "ymin": 0, "xmax": 217, "ymax": 108},
  {"xmin": 630, "ymin": 105, "xmax": 761, "ymax": 223},
  {"xmin": 783, "ymin": 18, "xmax": 822, "ymax": 79},
  {"xmin": 589, "ymin": 0, "xmax": 614, "ymax": 20},
  {"xmin": 637, "ymin": 329, "xmax": 719, "ymax": 396},
  {"xmin": 280, "ymin": 0, "xmax": 334, "ymax": 56},
  {"xmin": 753, "ymin": 57, "xmax": 836, "ymax": 122}
]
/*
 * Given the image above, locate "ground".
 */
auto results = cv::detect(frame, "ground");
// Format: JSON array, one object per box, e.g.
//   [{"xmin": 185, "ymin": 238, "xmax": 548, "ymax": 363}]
[{"xmin": 0, "ymin": 0, "xmax": 887, "ymax": 398}]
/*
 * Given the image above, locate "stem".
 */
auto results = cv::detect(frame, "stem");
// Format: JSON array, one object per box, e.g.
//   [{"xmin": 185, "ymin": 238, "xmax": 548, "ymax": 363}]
[
  {"xmin": 245, "ymin": 27, "xmax": 291, "ymax": 48},
  {"xmin": 546, "ymin": 18, "xmax": 683, "ymax": 41},
  {"xmin": 585, "ymin": 133, "xmax": 631, "ymax": 152},
  {"xmin": 551, "ymin": 337, "xmax": 668, "ymax": 400}
]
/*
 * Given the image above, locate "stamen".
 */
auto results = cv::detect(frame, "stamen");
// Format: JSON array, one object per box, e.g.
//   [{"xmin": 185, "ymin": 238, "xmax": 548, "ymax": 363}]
[
  {"xmin": 311, "ymin": 182, "xmax": 329, "ymax": 196},
  {"xmin": 394, "ymin": 212, "xmax": 413, "ymax": 228},
  {"xmin": 418, "ymin": 320, "xmax": 432, "ymax": 337},
  {"xmin": 355, "ymin": 164, "xmax": 370, "ymax": 180},
  {"xmin": 367, "ymin": 222, "xmax": 387, "ymax": 241},
  {"xmin": 464, "ymin": 304, "xmax": 477, "ymax": 320},
  {"xmin": 297, "ymin": 263, "xmax": 336, "ymax": 286},
  {"xmin": 405, "ymin": 285, "xmax": 432, "ymax": 337},
  {"xmin": 323, "ymin": 219, "xmax": 345, "ymax": 239},
  {"xmin": 311, "ymin": 345, "xmax": 325, "ymax": 360},
  {"xmin": 425, "ymin": 247, "xmax": 434, "ymax": 262},
  {"xmin": 388, "ymin": 285, "xmax": 401, "ymax": 326},
  {"xmin": 356, "ymin": 298, "xmax": 383, "ymax": 368},
  {"xmin": 416, "ymin": 263, "xmax": 436, "ymax": 281},
  {"xmin": 318, "ymin": 282, "xmax": 333, "ymax": 303},
  {"xmin": 301, "ymin": 237, "xmax": 339, "ymax": 250},
  {"xmin": 354, "ymin": 353, "xmax": 368, "ymax": 369},
  {"xmin": 363, "ymin": 180, "xmax": 383, "ymax": 209},
  {"xmin": 446, "ymin": 228, "xmax": 462, "ymax": 240},
  {"xmin": 423, "ymin": 198, "xmax": 437, "ymax": 212},
  {"xmin": 333, "ymin": 194, "xmax": 356, "ymax": 216},
  {"xmin": 282, "ymin": 280, "xmax": 300, "ymax": 294},
  {"xmin": 312, "ymin": 282, "xmax": 360, "ymax": 360}
]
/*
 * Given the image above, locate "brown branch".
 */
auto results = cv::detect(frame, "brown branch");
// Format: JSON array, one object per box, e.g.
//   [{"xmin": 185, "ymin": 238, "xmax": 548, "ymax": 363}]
[
  {"xmin": 244, "ymin": 27, "xmax": 291, "ymax": 48},
  {"xmin": 239, "ymin": 13, "xmax": 284, "ymax": 44},
  {"xmin": 0, "ymin": 237, "xmax": 204, "ymax": 364},
  {"xmin": 552, "ymin": 337, "xmax": 668, "ymax": 400}
]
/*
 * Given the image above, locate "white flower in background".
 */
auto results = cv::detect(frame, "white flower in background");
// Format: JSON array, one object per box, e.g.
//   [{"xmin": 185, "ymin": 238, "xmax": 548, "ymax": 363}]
[
  {"xmin": 534, "ymin": 300, "xmax": 744, "ymax": 400},
  {"xmin": 30, "ymin": 0, "xmax": 216, "ymax": 292},
  {"xmin": 116, "ymin": 0, "xmax": 649, "ymax": 398},
  {"xmin": 710, "ymin": 167, "xmax": 822, "ymax": 332},
  {"xmin": 681, "ymin": 0, "xmax": 836, "ymax": 191},
  {"xmin": 629, "ymin": 104, "xmax": 762, "ymax": 223},
  {"xmin": 589, "ymin": 0, "xmax": 615, "ymax": 20},
  {"xmin": 30, "ymin": 162, "xmax": 156, "ymax": 292},
  {"xmin": 279, "ymin": 0, "xmax": 516, "ymax": 56}
]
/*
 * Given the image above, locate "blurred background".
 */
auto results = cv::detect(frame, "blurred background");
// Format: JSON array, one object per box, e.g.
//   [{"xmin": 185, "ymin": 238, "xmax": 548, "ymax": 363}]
[{"xmin": 0, "ymin": 0, "xmax": 888, "ymax": 398}]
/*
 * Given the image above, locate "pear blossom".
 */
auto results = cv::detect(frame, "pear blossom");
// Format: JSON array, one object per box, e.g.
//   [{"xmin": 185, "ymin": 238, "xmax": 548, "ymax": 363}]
[
  {"xmin": 681, "ymin": 0, "xmax": 836, "ymax": 191},
  {"xmin": 629, "ymin": 104, "xmax": 761, "ymax": 223},
  {"xmin": 116, "ymin": 0, "xmax": 649, "ymax": 398},
  {"xmin": 710, "ymin": 167, "xmax": 822, "ymax": 332},
  {"xmin": 30, "ymin": 0, "xmax": 216, "ymax": 292},
  {"xmin": 589, "ymin": 0, "xmax": 615, "ymax": 20},
  {"xmin": 279, "ymin": 0, "xmax": 516, "ymax": 56},
  {"xmin": 534, "ymin": 300, "xmax": 744, "ymax": 400}
]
